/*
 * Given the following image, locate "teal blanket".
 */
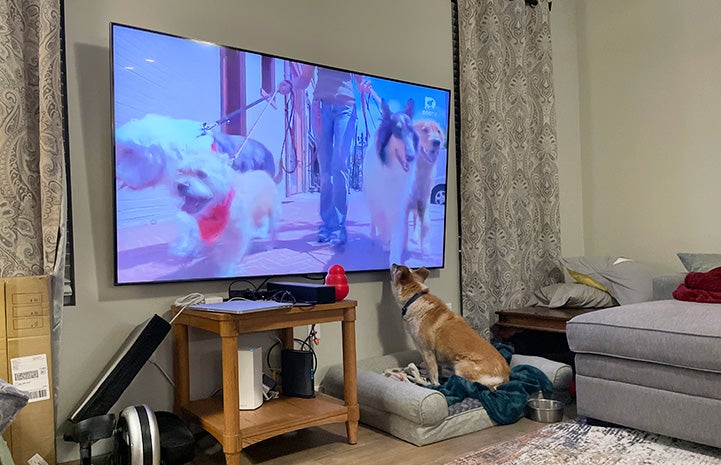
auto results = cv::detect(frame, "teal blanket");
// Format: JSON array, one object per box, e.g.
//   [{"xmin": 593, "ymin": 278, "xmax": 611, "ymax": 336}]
[{"xmin": 431, "ymin": 344, "xmax": 553, "ymax": 425}]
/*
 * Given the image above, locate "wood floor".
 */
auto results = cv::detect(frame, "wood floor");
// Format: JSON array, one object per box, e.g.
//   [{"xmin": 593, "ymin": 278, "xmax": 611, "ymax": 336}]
[{"xmin": 194, "ymin": 404, "xmax": 576, "ymax": 465}]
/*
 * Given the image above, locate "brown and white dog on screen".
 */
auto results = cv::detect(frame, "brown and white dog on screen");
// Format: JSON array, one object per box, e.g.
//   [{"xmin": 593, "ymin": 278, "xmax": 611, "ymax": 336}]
[
  {"xmin": 390, "ymin": 264, "xmax": 510, "ymax": 389},
  {"xmin": 408, "ymin": 119, "xmax": 445, "ymax": 256}
]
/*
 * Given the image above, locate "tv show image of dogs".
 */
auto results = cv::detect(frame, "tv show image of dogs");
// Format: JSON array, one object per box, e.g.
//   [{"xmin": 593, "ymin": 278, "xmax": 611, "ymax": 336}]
[
  {"xmin": 170, "ymin": 151, "xmax": 279, "ymax": 276},
  {"xmin": 390, "ymin": 264, "xmax": 510, "ymax": 389},
  {"xmin": 408, "ymin": 119, "xmax": 445, "ymax": 256},
  {"xmin": 115, "ymin": 113, "xmax": 280, "ymax": 190},
  {"xmin": 363, "ymin": 99, "xmax": 419, "ymax": 265}
]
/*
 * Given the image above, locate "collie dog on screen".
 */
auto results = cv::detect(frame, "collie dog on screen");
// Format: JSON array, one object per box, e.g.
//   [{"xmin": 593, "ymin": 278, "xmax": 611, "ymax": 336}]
[{"xmin": 363, "ymin": 99, "xmax": 418, "ymax": 265}]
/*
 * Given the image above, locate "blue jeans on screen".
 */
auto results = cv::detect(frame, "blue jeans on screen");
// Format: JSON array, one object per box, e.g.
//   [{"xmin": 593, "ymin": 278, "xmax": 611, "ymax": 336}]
[{"xmin": 316, "ymin": 100, "xmax": 357, "ymax": 242}]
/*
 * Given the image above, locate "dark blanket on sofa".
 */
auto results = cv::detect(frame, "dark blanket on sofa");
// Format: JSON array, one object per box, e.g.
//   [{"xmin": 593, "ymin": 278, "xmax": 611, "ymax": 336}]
[
  {"xmin": 673, "ymin": 266, "xmax": 721, "ymax": 303},
  {"xmin": 431, "ymin": 344, "xmax": 553, "ymax": 425}
]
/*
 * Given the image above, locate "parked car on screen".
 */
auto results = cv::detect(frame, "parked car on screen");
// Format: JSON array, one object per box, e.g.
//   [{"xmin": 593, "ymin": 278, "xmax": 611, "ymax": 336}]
[{"xmin": 430, "ymin": 148, "xmax": 447, "ymax": 205}]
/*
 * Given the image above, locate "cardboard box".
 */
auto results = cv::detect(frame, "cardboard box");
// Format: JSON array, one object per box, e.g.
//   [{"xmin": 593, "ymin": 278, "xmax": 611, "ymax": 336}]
[{"xmin": 2, "ymin": 275, "xmax": 56, "ymax": 465}]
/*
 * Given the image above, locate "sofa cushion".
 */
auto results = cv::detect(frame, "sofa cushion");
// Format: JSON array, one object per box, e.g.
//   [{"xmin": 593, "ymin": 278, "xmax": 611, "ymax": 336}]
[
  {"xmin": 652, "ymin": 273, "xmax": 686, "ymax": 300},
  {"xmin": 575, "ymin": 353, "xmax": 721, "ymax": 401},
  {"xmin": 677, "ymin": 253, "xmax": 721, "ymax": 273},
  {"xmin": 527, "ymin": 283, "xmax": 618, "ymax": 309},
  {"xmin": 567, "ymin": 300, "xmax": 721, "ymax": 374},
  {"xmin": 575, "ymin": 373, "xmax": 721, "ymax": 449},
  {"xmin": 0, "ymin": 378, "xmax": 29, "ymax": 434},
  {"xmin": 561, "ymin": 256, "xmax": 653, "ymax": 305}
]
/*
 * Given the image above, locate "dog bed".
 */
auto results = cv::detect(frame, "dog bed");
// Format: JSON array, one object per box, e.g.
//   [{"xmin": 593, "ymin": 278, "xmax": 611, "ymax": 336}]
[{"xmin": 319, "ymin": 350, "xmax": 572, "ymax": 446}]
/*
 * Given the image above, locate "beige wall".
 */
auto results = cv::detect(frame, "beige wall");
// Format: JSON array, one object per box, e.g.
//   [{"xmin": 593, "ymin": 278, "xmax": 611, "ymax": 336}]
[
  {"xmin": 575, "ymin": 0, "xmax": 721, "ymax": 273},
  {"xmin": 60, "ymin": 1, "xmax": 457, "ymax": 461},
  {"xmin": 551, "ymin": 1, "xmax": 585, "ymax": 258},
  {"xmin": 59, "ymin": 0, "xmax": 720, "ymax": 461}
]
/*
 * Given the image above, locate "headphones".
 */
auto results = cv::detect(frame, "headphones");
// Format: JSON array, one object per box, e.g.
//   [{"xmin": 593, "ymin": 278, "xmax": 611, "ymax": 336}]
[{"xmin": 114, "ymin": 405, "xmax": 160, "ymax": 465}]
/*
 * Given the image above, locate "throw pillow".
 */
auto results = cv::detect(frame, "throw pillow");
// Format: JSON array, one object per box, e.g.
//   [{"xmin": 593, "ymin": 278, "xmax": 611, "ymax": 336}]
[
  {"xmin": 0, "ymin": 378, "xmax": 30, "ymax": 434},
  {"xmin": 677, "ymin": 253, "xmax": 721, "ymax": 273},
  {"xmin": 561, "ymin": 256, "xmax": 653, "ymax": 305},
  {"xmin": 526, "ymin": 283, "xmax": 617, "ymax": 309}
]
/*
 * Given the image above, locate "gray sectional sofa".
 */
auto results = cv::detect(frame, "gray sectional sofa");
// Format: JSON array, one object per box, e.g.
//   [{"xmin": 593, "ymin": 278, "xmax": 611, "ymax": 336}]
[{"xmin": 566, "ymin": 274, "xmax": 721, "ymax": 448}]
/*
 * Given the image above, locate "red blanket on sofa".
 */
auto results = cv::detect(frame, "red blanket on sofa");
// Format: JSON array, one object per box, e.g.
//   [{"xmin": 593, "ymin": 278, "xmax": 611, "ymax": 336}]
[{"xmin": 673, "ymin": 266, "xmax": 721, "ymax": 303}]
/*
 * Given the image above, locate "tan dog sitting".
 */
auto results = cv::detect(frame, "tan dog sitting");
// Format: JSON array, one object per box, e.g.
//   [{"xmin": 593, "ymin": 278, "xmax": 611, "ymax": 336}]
[{"xmin": 390, "ymin": 264, "xmax": 510, "ymax": 389}]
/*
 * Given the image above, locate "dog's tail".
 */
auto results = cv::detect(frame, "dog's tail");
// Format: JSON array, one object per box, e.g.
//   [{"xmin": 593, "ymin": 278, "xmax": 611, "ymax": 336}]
[
  {"xmin": 272, "ymin": 157, "xmax": 285, "ymax": 184},
  {"xmin": 475, "ymin": 375, "xmax": 507, "ymax": 392}
]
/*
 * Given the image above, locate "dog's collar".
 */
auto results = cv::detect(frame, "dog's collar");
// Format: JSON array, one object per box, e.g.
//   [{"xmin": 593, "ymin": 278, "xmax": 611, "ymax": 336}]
[{"xmin": 401, "ymin": 290, "xmax": 428, "ymax": 317}]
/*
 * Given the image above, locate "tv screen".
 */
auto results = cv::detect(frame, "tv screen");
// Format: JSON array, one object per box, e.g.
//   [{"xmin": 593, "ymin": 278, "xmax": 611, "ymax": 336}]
[{"xmin": 111, "ymin": 23, "xmax": 451, "ymax": 285}]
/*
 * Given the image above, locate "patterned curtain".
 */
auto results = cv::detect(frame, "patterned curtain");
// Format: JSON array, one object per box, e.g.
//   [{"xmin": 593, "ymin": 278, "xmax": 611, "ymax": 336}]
[
  {"xmin": 456, "ymin": 0, "xmax": 562, "ymax": 337},
  {"xmin": 0, "ymin": 0, "xmax": 66, "ymax": 349}
]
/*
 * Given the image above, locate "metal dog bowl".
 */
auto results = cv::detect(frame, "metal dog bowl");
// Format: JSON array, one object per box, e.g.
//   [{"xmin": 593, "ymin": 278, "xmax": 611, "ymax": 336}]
[{"xmin": 525, "ymin": 398, "xmax": 565, "ymax": 423}]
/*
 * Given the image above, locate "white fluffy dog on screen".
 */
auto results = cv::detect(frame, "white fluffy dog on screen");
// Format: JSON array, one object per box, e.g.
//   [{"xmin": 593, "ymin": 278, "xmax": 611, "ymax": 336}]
[
  {"xmin": 171, "ymin": 152, "xmax": 279, "ymax": 276},
  {"xmin": 115, "ymin": 113, "xmax": 278, "ymax": 190}
]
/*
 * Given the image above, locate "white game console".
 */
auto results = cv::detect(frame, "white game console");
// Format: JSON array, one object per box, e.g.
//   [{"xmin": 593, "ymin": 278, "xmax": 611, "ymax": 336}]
[{"xmin": 237, "ymin": 346, "xmax": 263, "ymax": 410}]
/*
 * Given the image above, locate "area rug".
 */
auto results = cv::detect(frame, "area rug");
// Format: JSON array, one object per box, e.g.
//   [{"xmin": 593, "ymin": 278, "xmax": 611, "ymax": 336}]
[{"xmin": 446, "ymin": 420, "xmax": 721, "ymax": 465}]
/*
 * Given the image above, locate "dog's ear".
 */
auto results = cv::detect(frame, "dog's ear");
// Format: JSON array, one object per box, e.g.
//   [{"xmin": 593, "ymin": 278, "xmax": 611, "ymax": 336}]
[
  {"xmin": 391, "ymin": 264, "xmax": 413, "ymax": 285},
  {"xmin": 413, "ymin": 267, "xmax": 430, "ymax": 282},
  {"xmin": 411, "ymin": 128, "xmax": 420, "ymax": 153},
  {"xmin": 377, "ymin": 103, "xmax": 392, "ymax": 165},
  {"xmin": 381, "ymin": 99, "xmax": 391, "ymax": 120},
  {"xmin": 404, "ymin": 99, "xmax": 415, "ymax": 119}
]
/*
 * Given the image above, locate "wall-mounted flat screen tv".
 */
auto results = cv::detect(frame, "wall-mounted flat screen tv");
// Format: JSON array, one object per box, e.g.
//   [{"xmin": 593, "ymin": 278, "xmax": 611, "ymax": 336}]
[{"xmin": 111, "ymin": 23, "xmax": 451, "ymax": 285}]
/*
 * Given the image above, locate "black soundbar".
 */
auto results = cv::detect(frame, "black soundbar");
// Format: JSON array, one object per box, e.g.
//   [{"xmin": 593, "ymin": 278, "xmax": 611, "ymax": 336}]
[{"xmin": 266, "ymin": 282, "xmax": 336, "ymax": 304}]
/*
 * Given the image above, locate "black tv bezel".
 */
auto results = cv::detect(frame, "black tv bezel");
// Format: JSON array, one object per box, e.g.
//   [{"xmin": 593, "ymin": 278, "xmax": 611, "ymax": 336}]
[{"xmin": 110, "ymin": 21, "xmax": 453, "ymax": 287}]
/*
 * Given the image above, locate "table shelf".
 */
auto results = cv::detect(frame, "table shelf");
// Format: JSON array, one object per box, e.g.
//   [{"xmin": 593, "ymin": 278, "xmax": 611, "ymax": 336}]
[
  {"xmin": 172, "ymin": 300, "xmax": 358, "ymax": 465},
  {"xmin": 183, "ymin": 393, "xmax": 348, "ymax": 448}
]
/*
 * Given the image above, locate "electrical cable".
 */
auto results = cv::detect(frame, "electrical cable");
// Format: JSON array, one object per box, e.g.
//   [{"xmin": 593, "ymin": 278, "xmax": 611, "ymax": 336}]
[
  {"xmin": 266, "ymin": 337, "xmax": 318, "ymax": 380},
  {"xmin": 228, "ymin": 279, "xmax": 259, "ymax": 293},
  {"xmin": 148, "ymin": 359, "xmax": 175, "ymax": 388},
  {"xmin": 145, "ymin": 293, "xmax": 207, "ymax": 388},
  {"xmin": 169, "ymin": 292, "xmax": 205, "ymax": 325}
]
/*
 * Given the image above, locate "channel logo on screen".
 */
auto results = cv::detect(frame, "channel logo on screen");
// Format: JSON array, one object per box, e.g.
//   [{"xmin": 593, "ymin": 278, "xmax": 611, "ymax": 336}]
[{"xmin": 422, "ymin": 96, "xmax": 438, "ymax": 117}]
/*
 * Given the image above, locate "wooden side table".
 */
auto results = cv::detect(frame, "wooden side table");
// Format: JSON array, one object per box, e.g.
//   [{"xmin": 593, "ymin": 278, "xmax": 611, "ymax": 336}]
[
  {"xmin": 493, "ymin": 306, "xmax": 603, "ymax": 365},
  {"xmin": 493, "ymin": 306, "xmax": 599, "ymax": 339},
  {"xmin": 172, "ymin": 300, "xmax": 359, "ymax": 465}
]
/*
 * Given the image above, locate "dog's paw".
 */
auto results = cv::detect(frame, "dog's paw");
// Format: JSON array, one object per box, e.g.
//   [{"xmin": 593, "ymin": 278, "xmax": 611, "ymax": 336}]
[{"xmin": 168, "ymin": 240, "xmax": 198, "ymax": 258}]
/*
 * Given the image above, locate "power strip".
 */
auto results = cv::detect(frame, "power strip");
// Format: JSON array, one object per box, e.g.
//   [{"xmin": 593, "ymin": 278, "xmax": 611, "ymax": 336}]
[{"xmin": 228, "ymin": 289, "xmax": 275, "ymax": 301}]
